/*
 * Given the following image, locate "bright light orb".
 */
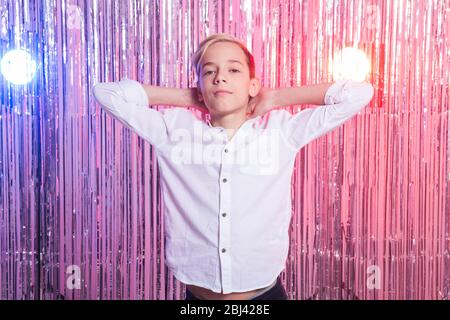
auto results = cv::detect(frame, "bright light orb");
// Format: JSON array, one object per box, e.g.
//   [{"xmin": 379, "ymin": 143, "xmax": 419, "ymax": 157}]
[
  {"xmin": 331, "ymin": 47, "xmax": 371, "ymax": 82},
  {"xmin": 1, "ymin": 49, "xmax": 37, "ymax": 85}
]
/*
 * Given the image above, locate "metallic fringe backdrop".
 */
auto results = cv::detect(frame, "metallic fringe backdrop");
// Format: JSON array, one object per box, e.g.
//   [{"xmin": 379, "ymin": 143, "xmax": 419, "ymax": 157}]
[{"xmin": 0, "ymin": 0, "xmax": 449, "ymax": 300}]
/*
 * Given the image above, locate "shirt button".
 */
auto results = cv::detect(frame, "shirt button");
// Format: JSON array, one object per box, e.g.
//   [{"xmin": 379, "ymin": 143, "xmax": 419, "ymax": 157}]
[
  {"xmin": 222, "ymin": 213, "xmax": 227, "ymax": 217},
  {"xmin": 224, "ymin": 148, "xmax": 229, "ymax": 153},
  {"xmin": 222, "ymin": 178, "xmax": 227, "ymax": 183},
  {"xmin": 222, "ymin": 248, "xmax": 226, "ymax": 253}
]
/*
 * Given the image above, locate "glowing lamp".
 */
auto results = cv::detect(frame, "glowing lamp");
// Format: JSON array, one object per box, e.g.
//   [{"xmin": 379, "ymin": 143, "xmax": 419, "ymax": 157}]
[
  {"xmin": 1, "ymin": 49, "xmax": 37, "ymax": 85},
  {"xmin": 331, "ymin": 47, "xmax": 371, "ymax": 82}
]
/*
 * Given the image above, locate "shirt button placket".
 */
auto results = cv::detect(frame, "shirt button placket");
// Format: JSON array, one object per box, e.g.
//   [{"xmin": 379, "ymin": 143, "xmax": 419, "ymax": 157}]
[{"xmin": 218, "ymin": 144, "xmax": 232, "ymax": 293}]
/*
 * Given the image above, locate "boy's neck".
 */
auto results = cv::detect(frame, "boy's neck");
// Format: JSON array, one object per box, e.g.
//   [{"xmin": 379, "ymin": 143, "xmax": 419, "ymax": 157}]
[
  {"xmin": 209, "ymin": 110, "xmax": 248, "ymax": 130},
  {"xmin": 209, "ymin": 110, "xmax": 250, "ymax": 141}
]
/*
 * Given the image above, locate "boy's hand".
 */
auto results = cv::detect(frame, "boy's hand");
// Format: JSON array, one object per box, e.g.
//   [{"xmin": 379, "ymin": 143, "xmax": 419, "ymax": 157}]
[
  {"xmin": 189, "ymin": 87, "xmax": 209, "ymax": 113},
  {"xmin": 247, "ymin": 87, "xmax": 277, "ymax": 119}
]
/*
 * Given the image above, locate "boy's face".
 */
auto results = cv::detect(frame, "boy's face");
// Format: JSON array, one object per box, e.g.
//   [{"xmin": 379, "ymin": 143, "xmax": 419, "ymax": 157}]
[{"xmin": 196, "ymin": 42, "xmax": 260, "ymax": 118}]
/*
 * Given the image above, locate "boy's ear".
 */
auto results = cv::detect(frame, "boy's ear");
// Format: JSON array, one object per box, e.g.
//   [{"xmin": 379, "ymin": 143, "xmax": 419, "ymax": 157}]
[{"xmin": 249, "ymin": 77, "xmax": 261, "ymax": 98}]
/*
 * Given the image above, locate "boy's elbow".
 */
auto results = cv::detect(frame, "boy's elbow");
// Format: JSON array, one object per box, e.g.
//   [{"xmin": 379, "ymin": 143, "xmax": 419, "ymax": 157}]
[
  {"xmin": 347, "ymin": 81, "xmax": 375, "ymax": 107},
  {"xmin": 92, "ymin": 83, "xmax": 105, "ymax": 101},
  {"xmin": 363, "ymin": 82, "xmax": 375, "ymax": 105},
  {"xmin": 93, "ymin": 82, "xmax": 115, "ymax": 108}
]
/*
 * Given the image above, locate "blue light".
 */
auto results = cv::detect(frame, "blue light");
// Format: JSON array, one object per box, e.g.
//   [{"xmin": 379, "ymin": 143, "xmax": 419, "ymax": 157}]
[{"xmin": 1, "ymin": 49, "xmax": 37, "ymax": 85}]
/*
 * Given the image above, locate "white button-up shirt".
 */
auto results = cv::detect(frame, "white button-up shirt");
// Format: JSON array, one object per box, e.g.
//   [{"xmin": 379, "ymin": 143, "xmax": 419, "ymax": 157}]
[{"xmin": 93, "ymin": 79, "xmax": 374, "ymax": 294}]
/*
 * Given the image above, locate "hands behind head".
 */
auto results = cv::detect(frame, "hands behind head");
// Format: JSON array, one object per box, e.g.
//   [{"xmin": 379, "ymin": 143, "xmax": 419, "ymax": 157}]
[
  {"xmin": 189, "ymin": 87, "xmax": 209, "ymax": 113},
  {"xmin": 246, "ymin": 87, "xmax": 276, "ymax": 119}
]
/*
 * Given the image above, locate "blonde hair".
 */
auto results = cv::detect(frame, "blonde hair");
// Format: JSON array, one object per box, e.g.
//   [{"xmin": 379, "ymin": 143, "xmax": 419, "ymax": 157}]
[{"xmin": 191, "ymin": 33, "xmax": 256, "ymax": 80}]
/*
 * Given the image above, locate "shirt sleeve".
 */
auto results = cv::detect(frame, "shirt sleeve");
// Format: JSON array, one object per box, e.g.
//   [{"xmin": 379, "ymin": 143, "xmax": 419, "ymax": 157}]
[
  {"xmin": 92, "ymin": 79, "xmax": 168, "ymax": 148},
  {"xmin": 281, "ymin": 80, "xmax": 374, "ymax": 151}
]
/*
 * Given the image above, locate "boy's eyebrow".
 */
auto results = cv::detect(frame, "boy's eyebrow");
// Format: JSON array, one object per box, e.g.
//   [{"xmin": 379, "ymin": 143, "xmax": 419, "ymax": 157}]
[{"xmin": 202, "ymin": 59, "xmax": 244, "ymax": 68}]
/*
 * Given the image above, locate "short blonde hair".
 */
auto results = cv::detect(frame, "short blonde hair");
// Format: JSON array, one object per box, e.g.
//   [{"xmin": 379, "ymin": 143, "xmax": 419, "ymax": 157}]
[{"xmin": 191, "ymin": 33, "xmax": 256, "ymax": 80}]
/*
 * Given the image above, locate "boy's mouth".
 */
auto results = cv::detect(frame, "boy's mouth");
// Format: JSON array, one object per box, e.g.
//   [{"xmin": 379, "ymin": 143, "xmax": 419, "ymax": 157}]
[
  {"xmin": 214, "ymin": 89, "xmax": 231, "ymax": 94},
  {"xmin": 214, "ymin": 90, "xmax": 233, "ymax": 97}
]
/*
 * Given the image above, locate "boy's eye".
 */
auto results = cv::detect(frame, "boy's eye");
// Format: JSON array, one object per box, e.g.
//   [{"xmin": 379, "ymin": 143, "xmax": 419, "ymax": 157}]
[{"xmin": 203, "ymin": 69, "xmax": 240, "ymax": 76}]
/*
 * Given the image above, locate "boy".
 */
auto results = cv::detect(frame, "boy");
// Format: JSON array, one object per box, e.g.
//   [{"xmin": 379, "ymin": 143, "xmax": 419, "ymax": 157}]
[{"xmin": 93, "ymin": 33, "xmax": 374, "ymax": 300}]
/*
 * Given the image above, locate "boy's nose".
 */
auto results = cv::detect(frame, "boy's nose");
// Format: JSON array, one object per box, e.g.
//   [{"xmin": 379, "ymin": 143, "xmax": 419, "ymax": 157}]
[{"xmin": 214, "ymin": 76, "xmax": 226, "ymax": 84}]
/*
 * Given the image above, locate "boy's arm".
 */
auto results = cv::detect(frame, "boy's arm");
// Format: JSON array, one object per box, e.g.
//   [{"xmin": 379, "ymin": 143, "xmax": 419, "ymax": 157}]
[
  {"xmin": 93, "ymin": 79, "xmax": 172, "ymax": 148},
  {"xmin": 272, "ymin": 82, "xmax": 334, "ymax": 106},
  {"xmin": 277, "ymin": 80, "xmax": 375, "ymax": 151},
  {"xmin": 249, "ymin": 81, "xmax": 371, "ymax": 117},
  {"xmin": 248, "ymin": 83, "xmax": 333, "ymax": 118},
  {"xmin": 141, "ymin": 85, "xmax": 207, "ymax": 112},
  {"xmin": 93, "ymin": 80, "xmax": 208, "ymax": 147}
]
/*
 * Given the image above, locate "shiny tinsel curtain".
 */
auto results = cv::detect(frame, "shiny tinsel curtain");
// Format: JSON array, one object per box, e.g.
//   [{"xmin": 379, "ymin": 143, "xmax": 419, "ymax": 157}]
[{"xmin": 0, "ymin": 0, "xmax": 449, "ymax": 300}]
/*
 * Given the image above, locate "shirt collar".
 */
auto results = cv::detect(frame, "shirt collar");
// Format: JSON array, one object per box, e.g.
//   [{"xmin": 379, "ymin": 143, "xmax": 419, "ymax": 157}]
[
  {"xmin": 206, "ymin": 117, "xmax": 216, "ymax": 128},
  {"xmin": 203, "ymin": 114, "xmax": 265, "ymax": 149},
  {"xmin": 205, "ymin": 114, "xmax": 261, "ymax": 130}
]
